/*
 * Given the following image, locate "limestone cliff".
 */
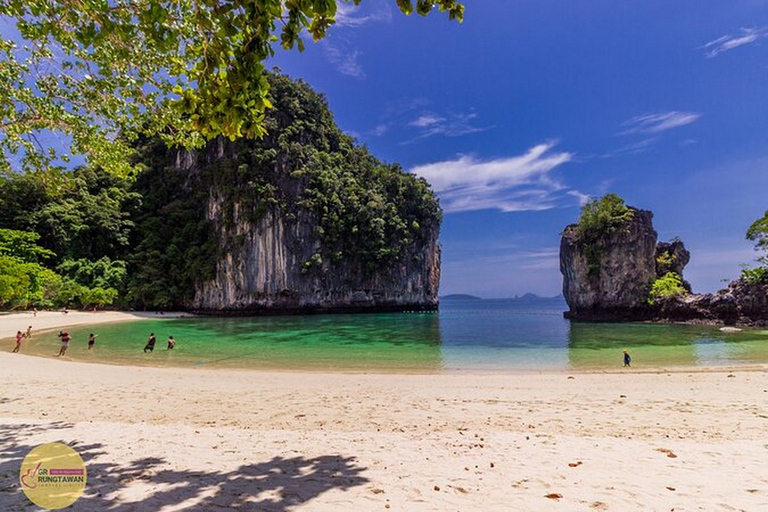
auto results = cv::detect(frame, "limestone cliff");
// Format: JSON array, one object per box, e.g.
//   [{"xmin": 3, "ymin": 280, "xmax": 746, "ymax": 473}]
[
  {"xmin": 154, "ymin": 73, "xmax": 442, "ymax": 314},
  {"xmin": 559, "ymin": 207, "xmax": 690, "ymax": 321},
  {"xmin": 559, "ymin": 199, "xmax": 767, "ymax": 325}
]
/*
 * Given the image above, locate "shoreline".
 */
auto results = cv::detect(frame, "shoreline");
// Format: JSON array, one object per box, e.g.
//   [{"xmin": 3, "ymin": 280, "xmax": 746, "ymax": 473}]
[{"xmin": 3, "ymin": 309, "xmax": 768, "ymax": 376}]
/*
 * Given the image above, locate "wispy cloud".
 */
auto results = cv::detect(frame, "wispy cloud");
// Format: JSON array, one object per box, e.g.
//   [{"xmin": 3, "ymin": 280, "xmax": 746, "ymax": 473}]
[
  {"xmin": 702, "ymin": 27, "xmax": 767, "ymax": 57},
  {"xmin": 409, "ymin": 142, "xmax": 579, "ymax": 213},
  {"xmin": 334, "ymin": 1, "xmax": 393, "ymax": 27},
  {"xmin": 600, "ymin": 137, "xmax": 658, "ymax": 158},
  {"xmin": 620, "ymin": 111, "xmax": 701, "ymax": 135},
  {"xmin": 323, "ymin": 43, "xmax": 365, "ymax": 78},
  {"xmin": 402, "ymin": 110, "xmax": 488, "ymax": 143},
  {"xmin": 321, "ymin": 1, "xmax": 393, "ymax": 77}
]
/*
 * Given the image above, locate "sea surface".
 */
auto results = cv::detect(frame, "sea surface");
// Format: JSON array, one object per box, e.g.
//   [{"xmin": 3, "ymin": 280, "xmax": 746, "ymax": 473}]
[{"xmin": 16, "ymin": 297, "xmax": 768, "ymax": 372}]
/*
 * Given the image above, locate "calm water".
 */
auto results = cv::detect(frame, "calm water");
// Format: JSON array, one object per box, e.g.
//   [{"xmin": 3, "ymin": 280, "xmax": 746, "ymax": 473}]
[{"xmin": 14, "ymin": 298, "xmax": 768, "ymax": 372}]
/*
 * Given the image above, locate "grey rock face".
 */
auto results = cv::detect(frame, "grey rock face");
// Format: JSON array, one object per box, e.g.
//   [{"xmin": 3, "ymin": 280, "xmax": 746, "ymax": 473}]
[
  {"xmin": 192, "ymin": 202, "xmax": 441, "ymax": 313},
  {"xmin": 177, "ymin": 143, "xmax": 442, "ymax": 314},
  {"xmin": 560, "ymin": 209, "xmax": 660, "ymax": 319},
  {"xmin": 559, "ymin": 205, "xmax": 767, "ymax": 325}
]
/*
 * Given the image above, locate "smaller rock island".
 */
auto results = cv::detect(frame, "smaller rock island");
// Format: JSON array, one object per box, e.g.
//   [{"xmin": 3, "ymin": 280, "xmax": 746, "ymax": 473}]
[{"xmin": 559, "ymin": 194, "xmax": 768, "ymax": 325}]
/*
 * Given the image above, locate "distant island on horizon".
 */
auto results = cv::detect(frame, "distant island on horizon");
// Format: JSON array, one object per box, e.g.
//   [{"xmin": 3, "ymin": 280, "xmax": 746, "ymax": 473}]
[{"xmin": 441, "ymin": 293, "xmax": 565, "ymax": 302}]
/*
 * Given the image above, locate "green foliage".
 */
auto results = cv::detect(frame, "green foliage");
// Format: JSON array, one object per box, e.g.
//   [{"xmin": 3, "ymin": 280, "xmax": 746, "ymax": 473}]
[
  {"xmin": 0, "ymin": 228, "xmax": 54, "ymax": 262},
  {"xmin": 0, "ymin": 254, "xmax": 60, "ymax": 309},
  {"xmin": 656, "ymin": 250, "xmax": 676, "ymax": 268},
  {"xmin": 0, "ymin": 166, "xmax": 139, "ymax": 264},
  {"xmin": 573, "ymin": 193, "xmax": 635, "ymax": 275},
  {"xmin": 80, "ymin": 286, "xmax": 119, "ymax": 308},
  {"xmin": 740, "ymin": 262, "xmax": 768, "ymax": 285},
  {"xmin": 0, "ymin": 71, "xmax": 441, "ymax": 310},
  {"xmin": 574, "ymin": 193, "xmax": 634, "ymax": 241},
  {"xmin": 746, "ymin": 210, "xmax": 768, "ymax": 251},
  {"xmin": 57, "ymin": 257, "xmax": 127, "ymax": 291},
  {"xmin": 648, "ymin": 272, "xmax": 687, "ymax": 304},
  {"xmin": 742, "ymin": 211, "xmax": 768, "ymax": 284},
  {"xmin": 125, "ymin": 140, "xmax": 218, "ymax": 309},
  {"xmin": 202, "ymin": 72, "xmax": 441, "ymax": 277},
  {"xmin": 0, "ymin": 0, "xmax": 463, "ymax": 175}
]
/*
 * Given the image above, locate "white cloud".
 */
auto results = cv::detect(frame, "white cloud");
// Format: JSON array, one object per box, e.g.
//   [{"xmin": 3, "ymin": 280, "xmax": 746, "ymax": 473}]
[
  {"xmin": 702, "ymin": 27, "xmax": 767, "ymax": 57},
  {"xmin": 403, "ymin": 110, "xmax": 488, "ymax": 143},
  {"xmin": 334, "ymin": 1, "xmax": 392, "ymax": 27},
  {"xmin": 409, "ymin": 142, "xmax": 579, "ymax": 213},
  {"xmin": 371, "ymin": 124, "xmax": 389, "ymax": 136},
  {"xmin": 320, "ymin": 2, "xmax": 392, "ymax": 78},
  {"xmin": 601, "ymin": 137, "xmax": 658, "ymax": 158},
  {"xmin": 409, "ymin": 114, "xmax": 446, "ymax": 128},
  {"xmin": 621, "ymin": 111, "xmax": 701, "ymax": 134},
  {"xmin": 324, "ymin": 44, "xmax": 365, "ymax": 78}
]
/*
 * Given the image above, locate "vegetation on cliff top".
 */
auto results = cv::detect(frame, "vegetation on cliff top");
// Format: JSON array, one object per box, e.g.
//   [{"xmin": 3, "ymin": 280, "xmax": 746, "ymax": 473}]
[
  {"xmin": 0, "ymin": 71, "xmax": 441, "ymax": 310},
  {"xmin": 743, "ymin": 210, "xmax": 768, "ymax": 284},
  {"xmin": 570, "ymin": 193, "xmax": 635, "ymax": 275}
]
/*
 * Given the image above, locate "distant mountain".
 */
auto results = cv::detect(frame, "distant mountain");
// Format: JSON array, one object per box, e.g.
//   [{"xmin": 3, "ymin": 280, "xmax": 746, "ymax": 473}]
[
  {"xmin": 440, "ymin": 294, "xmax": 483, "ymax": 300},
  {"xmin": 441, "ymin": 293, "xmax": 565, "ymax": 302}
]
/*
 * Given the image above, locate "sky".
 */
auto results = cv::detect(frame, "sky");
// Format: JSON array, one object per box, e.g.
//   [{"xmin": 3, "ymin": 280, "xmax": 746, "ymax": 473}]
[{"xmin": 267, "ymin": 0, "xmax": 768, "ymax": 298}]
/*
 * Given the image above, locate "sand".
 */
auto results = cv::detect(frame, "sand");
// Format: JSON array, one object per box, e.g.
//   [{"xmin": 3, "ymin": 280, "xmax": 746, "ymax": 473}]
[{"xmin": 2, "ymin": 312, "xmax": 768, "ymax": 511}]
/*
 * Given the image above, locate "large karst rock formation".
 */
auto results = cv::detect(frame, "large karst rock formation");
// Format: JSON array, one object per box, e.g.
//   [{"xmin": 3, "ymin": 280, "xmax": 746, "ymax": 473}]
[{"xmin": 140, "ymin": 73, "xmax": 442, "ymax": 314}]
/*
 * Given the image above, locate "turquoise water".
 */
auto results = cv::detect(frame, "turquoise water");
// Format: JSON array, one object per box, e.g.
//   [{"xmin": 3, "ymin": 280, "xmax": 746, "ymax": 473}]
[{"xmin": 13, "ymin": 298, "xmax": 768, "ymax": 371}]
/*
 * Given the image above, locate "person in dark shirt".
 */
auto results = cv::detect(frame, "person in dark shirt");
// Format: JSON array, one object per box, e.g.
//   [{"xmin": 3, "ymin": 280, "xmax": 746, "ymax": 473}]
[
  {"xmin": 623, "ymin": 350, "xmax": 631, "ymax": 367},
  {"xmin": 88, "ymin": 333, "xmax": 98, "ymax": 350},
  {"xmin": 144, "ymin": 333, "xmax": 156, "ymax": 353},
  {"xmin": 57, "ymin": 331, "xmax": 71, "ymax": 357}
]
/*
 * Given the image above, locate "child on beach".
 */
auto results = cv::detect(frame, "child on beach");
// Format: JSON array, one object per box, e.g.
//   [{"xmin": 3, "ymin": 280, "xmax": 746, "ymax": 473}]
[
  {"xmin": 24, "ymin": 325, "xmax": 32, "ymax": 339},
  {"xmin": 57, "ymin": 331, "xmax": 71, "ymax": 357},
  {"xmin": 12, "ymin": 330, "xmax": 22, "ymax": 353},
  {"xmin": 88, "ymin": 333, "xmax": 98, "ymax": 350},
  {"xmin": 623, "ymin": 350, "xmax": 631, "ymax": 367},
  {"xmin": 144, "ymin": 333, "xmax": 156, "ymax": 353},
  {"xmin": 167, "ymin": 336, "xmax": 176, "ymax": 350}
]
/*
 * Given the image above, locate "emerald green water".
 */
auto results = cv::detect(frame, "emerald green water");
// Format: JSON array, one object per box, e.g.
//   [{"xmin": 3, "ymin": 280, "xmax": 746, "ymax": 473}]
[{"xmin": 11, "ymin": 299, "xmax": 768, "ymax": 372}]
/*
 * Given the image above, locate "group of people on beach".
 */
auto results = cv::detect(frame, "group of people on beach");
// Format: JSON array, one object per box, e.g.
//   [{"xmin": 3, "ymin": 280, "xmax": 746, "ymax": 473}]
[
  {"xmin": 9, "ymin": 327, "xmax": 178, "ymax": 356},
  {"xmin": 12, "ymin": 325, "xmax": 32, "ymax": 353},
  {"xmin": 56, "ymin": 331, "xmax": 100, "ymax": 356},
  {"xmin": 143, "ymin": 333, "xmax": 176, "ymax": 352}
]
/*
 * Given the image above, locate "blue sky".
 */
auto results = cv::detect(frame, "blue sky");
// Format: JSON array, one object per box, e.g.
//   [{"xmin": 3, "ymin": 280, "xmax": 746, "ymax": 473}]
[{"xmin": 270, "ymin": 0, "xmax": 768, "ymax": 298}]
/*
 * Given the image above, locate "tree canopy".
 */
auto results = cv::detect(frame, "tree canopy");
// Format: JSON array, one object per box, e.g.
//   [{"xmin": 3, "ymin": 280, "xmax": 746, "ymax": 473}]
[
  {"xmin": 0, "ymin": 0, "xmax": 463, "ymax": 176},
  {"xmin": 573, "ymin": 193, "xmax": 635, "ymax": 242},
  {"xmin": 747, "ymin": 210, "xmax": 768, "ymax": 253}
]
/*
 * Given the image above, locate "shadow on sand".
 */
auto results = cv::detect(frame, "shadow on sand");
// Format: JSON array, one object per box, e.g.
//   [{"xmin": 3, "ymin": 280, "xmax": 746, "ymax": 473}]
[{"xmin": 0, "ymin": 422, "xmax": 369, "ymax": 511}]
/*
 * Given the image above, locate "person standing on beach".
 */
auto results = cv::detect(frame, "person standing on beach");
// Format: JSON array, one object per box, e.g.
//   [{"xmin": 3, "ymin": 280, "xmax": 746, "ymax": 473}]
[
  {"xmin": 24, "ymin": 325, "xmax": 32, "ymax": 339},
  {"xmin": 57, "ymin": 331, "xmax": 71, "ymax": 357},
  {"xmin": 88, "ymin": 333, "xmax": 98, "ymax": 350},
  {"xmin": 167, "ymin": 336, "xmax": 176, "ymax": 350},
  {"xmin": 12, "ymin": 330, "xmax": 22, "ymax": 352},
  {"xmin": 144, "ymin": 333, "xmax": 156, "ymax": 353},
  {"xmin": 623, "ymin": 350, "xmax": 631, "ymax": 367}
]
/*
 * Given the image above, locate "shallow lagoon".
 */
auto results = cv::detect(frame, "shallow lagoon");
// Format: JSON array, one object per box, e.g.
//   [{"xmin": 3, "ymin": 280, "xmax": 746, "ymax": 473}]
[{"xmin": 18, "ymin": 298, "xmax": 768, "ymax": 372}]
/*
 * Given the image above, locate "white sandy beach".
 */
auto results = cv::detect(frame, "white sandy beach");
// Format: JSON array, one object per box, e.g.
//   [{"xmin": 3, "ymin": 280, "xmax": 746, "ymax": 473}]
[{"xmin": 2, "ymin": 311, "xmax": 768, "ymax": 511}]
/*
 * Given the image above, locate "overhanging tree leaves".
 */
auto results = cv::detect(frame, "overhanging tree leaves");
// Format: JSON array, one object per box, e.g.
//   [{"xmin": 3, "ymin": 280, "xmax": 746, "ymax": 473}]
[{"xmin": 0, "ymin": 0, "xmax": 464, "ymax": 176}]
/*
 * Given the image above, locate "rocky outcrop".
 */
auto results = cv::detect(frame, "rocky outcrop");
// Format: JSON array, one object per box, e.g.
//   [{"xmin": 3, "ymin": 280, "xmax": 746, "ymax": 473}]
[
  {"xmin": 656, "ymin": 280, "xmax": 768, "ymax": 326},
  {"xmin": 560, "ymin": 204, "xmax": 767, "ymax": 325},
  {"xmin": 560, "ymin": 208, "xmax": 691, "ymax": 321},
  {"xmin": 561, "ymin": 209, "xmax": 675, "ymax": 320}
]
